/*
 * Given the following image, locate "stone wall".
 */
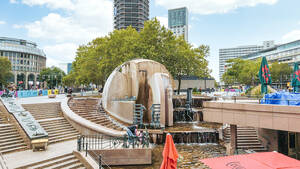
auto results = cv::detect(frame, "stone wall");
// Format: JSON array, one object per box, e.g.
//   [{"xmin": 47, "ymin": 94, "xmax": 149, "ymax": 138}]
[
  {"xmin": 91, "ymin": 149, "xmax": 152, "ymax": 166},
  {"xmin": 257, "ymin": 128, "xmax": 278, "ymax": 151},
  {"xmin": 174, "ymin": 79, "xmax": 215, "ymax": 90}
]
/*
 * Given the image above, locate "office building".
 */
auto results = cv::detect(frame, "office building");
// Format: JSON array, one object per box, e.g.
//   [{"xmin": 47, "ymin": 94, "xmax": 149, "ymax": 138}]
[
  {"xmin": 168, "ymin": 7, "xmax": 188, "ymax": 41},
  {"xmin": 67, "ymin": 63, "xmax": 72, "ymax": 74},
  {"xmin": 114, "ymin": 0, "xmax": 149, "ymax": 31},
  {"xmin": 241, "ymin": 40, "xmax": 300, "ymax": 65},
  {"xmin": 219, "ymin": 41, "xmax": 274, "ymax": 81},
  {"xmin": 0, "ymin": 37, "xmax": 46, "ymax": 89},
  {"xmin": 58, "ymin": 63, "xmax": 72, "ymax": 74}
]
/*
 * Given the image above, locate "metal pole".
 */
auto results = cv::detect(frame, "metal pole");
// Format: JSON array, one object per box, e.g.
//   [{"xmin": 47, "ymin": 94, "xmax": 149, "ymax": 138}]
[
  {"xmin": 99, "ymin": 155, "xmax": 102, "ymax": 169},
  {"xmin": 86, "ymin": 143, "xmax": 88, "ymax": 157}
]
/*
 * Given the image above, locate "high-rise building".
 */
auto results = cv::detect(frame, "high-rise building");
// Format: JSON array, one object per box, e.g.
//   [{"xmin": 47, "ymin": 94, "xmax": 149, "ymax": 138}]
[
  {"xmin": 168, "ymin": 7, "xmax": 188, "ymax": 41},
  {"xmin": 113, "ymin": 0, "xmax": 149, "ymax": 32},
  {"xmin": 67, "ymin": 63, "xmax": 72, "ymax": 74},
  {"xmin": 219, "ymin": 41, "xmax": 275, "ymax": 81}
]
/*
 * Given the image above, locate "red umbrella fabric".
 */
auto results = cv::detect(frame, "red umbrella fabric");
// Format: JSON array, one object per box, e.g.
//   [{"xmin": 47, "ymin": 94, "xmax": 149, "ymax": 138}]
[
  {"xmin": 160, "ymin": 134, "xmax": 179, "ymax": 169},
  {"xmin": 200, "ymin": 152, "xmax": 300, "ymax": 169}
]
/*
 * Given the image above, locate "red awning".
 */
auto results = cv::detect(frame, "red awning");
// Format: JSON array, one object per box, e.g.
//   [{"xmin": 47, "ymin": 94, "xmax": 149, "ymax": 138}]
[{"xmin": 200, "ymin": 152, "xmax": 300, "ymax": 169}]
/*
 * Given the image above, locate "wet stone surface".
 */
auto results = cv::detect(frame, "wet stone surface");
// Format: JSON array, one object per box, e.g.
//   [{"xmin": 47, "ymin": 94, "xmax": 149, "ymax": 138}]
[
  {"xmin": 165, "ymin": 122, "xmax": 222, "ymax": 132},
  {"xmin": 109, "ymin": 144, "xmax": 226, "ymax": 169}
]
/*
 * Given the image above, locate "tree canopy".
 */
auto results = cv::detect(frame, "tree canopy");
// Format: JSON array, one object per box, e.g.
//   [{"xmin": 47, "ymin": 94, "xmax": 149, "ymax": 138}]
[
  {"xmin": 270, "ymin": 61, "xmax": 293, "ymax": 83},
  {"xmin": 64, "ymin": 18, "xmax": 210, "ymax": 91},
  {"xmin": 222, "ymin": 58, "xmax": 261, "ymax": 86},
  {"xmin": 40, "ymin": 66, "xmax": 66, "ymax": 89},
  {"xmin": 222, "ymin": 58, "xmax": 293, "ymax": 86},
  {"xmin": 0, "ymin": 57, "xmax": 13, "ymax": 87}
]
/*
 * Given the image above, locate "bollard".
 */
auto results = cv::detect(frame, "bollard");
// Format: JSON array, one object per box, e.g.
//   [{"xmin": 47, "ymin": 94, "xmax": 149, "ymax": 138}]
[
  {"xmin": 86, "ymin": 143, "xmax": 88, "ymax": 157},
  {"xmin": 77, "ymin": 136, "xmax": 81, "ymax": 151},
  {"xmin": 99, "ymin": 155, "xmax": 102, "ymax": 169},
  {"xmin": 83, "ymin": 136, "xmax": 85, "ymax": 150}
]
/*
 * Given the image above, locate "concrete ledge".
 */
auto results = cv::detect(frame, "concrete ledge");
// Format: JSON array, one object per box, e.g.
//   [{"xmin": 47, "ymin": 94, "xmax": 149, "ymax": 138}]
[
  {"xmin": 60, "ymin": 97, "xmax": 126, "ymax": 137},
  {"xmin": 203, "ymin": 101, "xmax": 300, "ymax": 132},
  {"xmin": 91, "ymin": 148, "xmax": 152, "ymax": 166}
]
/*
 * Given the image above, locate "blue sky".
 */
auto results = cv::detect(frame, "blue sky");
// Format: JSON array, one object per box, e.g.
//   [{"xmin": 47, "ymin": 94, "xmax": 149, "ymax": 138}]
[{"xmin": 1, "ymin": 0, "xmax": 300, "ymax": 81}]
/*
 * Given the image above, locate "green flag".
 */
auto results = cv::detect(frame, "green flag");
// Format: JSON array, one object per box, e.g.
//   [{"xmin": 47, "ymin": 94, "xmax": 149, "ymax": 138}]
[
  {"xmin": 259, "ymin": 56, "xmax": 272, "ymax": 94},
  {"xmin": 292, "ymin": 62, "xmax": 300, "ymax": 93}
]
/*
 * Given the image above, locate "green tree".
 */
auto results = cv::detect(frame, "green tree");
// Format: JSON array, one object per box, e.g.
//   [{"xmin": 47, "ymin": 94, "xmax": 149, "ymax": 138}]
[
  {"xmin": 270, "ymin": 61, "xmax": 293, "ymax": 84},
  {"xmin": 222, "ymin": 58, "xmax": 260, "ymax": 86},
  {"xmin": 0, "ymin": 57, "xmax": 13, "ymax": 88},
  {"xmin": 65, "ymin": 18, "xmax": 210, "ymax": 91},
  {"xmin": 40, "ymin": 66, "xmax": 66, "ymax": 89},
  {"xmin": 138, "ymin": 19, "xmax": 210, "ymax": 93}
]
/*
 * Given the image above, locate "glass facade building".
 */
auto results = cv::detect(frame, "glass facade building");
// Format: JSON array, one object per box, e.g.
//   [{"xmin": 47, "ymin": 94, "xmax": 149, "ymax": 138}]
[
  {"xmin": 241, "ymin": 40, "xmax": 300, "ymax": 65},
  {"xmin": 114, "ymin": 0, "xmax": 149, "ymax": 31},
  {"xmin": 168, "ymin": 7, "xmax": 188, "ymax": 41},
  {"xmin": 219, "ymin": 41, "xmax": 275, "ymax": 81},
  {"xmin": 0, "ymin": 37, "xmax": 46, "ymax": 89}
]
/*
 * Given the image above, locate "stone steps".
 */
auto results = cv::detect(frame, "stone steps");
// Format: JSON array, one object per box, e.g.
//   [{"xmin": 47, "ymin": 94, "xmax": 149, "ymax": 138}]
[
  {"xmin": 0, "ymin": 123, "xmax": 27, "ymax": 154},
  {"xmin": 22, "ymin": 103, "xmax": 62, "ymax": 120},
  {"xmin": 223, "ymin": 126, "xmax": 267, "ymax": 152},
  {"xmin": 68, "ymin": 98, "xmax": 125, "ymax": 131},
  {"xmin": 40, "ymin": 119, "xmax": 79, "ymax": 144},
  {"xmin": 22, "ymin": 103, "xmax": 80, "ymax": 144},
  {"xmin": 17, "ymin": 153, "xmax": 85, "ymax": 169},
  {"xmin": 0, "ymin": 116, "xmax": 7, "ymax": 124}
]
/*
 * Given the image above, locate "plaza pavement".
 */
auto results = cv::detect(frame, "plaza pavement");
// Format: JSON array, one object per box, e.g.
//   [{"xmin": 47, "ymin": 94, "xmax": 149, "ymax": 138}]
[
  {"xmin": 3, "ymin": 139, "xmax": 77, "ymax": 168},
  {"xmin": 15, "ymin": 94, "xmax": 66, "ymax": 105},
  {"xmin": 2, "ymin": 95, "xmax": 76, "ymax": 168}
]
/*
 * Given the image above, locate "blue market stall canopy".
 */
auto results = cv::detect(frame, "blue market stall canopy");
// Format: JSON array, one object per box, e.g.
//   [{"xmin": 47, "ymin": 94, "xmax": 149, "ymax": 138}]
[{"xmin": 261, "ymin": 92, "xmax": 300, "ymax": 106}]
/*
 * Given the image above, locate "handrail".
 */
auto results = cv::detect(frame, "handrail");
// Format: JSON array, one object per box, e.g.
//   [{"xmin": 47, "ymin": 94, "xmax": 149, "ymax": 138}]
[
  {"xmin": 77, "ymin": 133, "xmax": 150, "ymax": 152},
  {"xmin": 0, "ymin": 152, "xmax": 8, "ymax": 169},
  {"xmin": 88, "ymin": 150, "xmax": 111, "ymax": 169}
]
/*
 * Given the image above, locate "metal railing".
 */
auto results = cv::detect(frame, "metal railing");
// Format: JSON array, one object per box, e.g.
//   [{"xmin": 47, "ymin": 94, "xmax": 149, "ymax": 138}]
[
  {"xmin": 88, "ymin": 150, "xmax": 111, "ymax": 169},
  {"xmin": 0, "ymin": 152, "xmax": 8, "ymax": 169},
  {"xmin": 77, "ymin": 133, "xmax": 150, "ymax": 169},
  {"xmin": 150, "ymin": 104, "xmax": 160, "ymax": 128},
  {"xmin": 77, "ymin": 133, "xmax": 150, "ymax": 152}
]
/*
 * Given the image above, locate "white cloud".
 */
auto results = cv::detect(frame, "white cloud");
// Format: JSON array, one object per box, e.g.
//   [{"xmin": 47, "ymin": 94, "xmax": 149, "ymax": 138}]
[
  {"xmin": 155, "ymin": 0, "xmax": 278, "ymax": 15},
  {"xmin": 13, "ymin": 0, "xmax": 113, "ymax": 66},
  {"xmin": 156, "ymin": 16, "xmax": 168, "ymax": 28},
  {"xmin": 44, "ymin": 43, "xmax": 78, "ymax": 66},
  {"xmin": 0, "ymin": 21, "xmax": 6, "ymax": 25},
  {"xmin": 23, "ymin": 13, "xmax": 103, "ymax": 43},
  {"xmin": 12, "ymin": 0, "xmax": 75, "ymax": 10},
  {"xmin": 12, "ymin": 24, "xmax": 22, "ymax": 29},
  {"xmin": 9, "ymin": 0, "xmax": 18, "ymax": 3},
  {"xmin": 282, "ymin": 30, "xmax": 300, "ymax": 43},
  {"xmin": 19, "ymin": 0, "xmax": 113, "ymax": 44}
]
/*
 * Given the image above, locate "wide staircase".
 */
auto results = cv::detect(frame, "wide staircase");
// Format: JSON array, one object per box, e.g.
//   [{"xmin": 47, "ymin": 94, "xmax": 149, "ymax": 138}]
[
  {"xmin": 0, "ymin": 109, "xmax": 27, "ymax": 154},
  {"xmin": 223, "ymin": 126, "xmax": 267, "ymax": 152},
  {"xmin": 16, "ymin": 153, "xmax": 86, "ymax": 169},
  {"xmin": 0, "ymin": 114, "xmax": 7, "ymax": 124},
  {"xmin": 23, "ymin": 103, "xmax": 79, "ymax": 144},
  {"xmin": 0, "ymin": 124, "xmax": 28, "ymax": 154},
  {"xmin": 68, "ymin": 98, "xmax": 126, "ymax": 131}
]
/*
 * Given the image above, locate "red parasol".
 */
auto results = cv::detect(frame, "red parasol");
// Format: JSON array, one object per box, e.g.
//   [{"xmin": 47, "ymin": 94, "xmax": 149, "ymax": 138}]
[{"xmin": 160, "ymin": 134, "xmax": 179, "ymax": 169}]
